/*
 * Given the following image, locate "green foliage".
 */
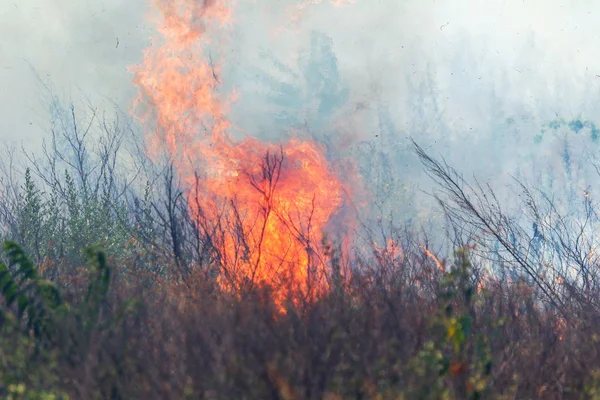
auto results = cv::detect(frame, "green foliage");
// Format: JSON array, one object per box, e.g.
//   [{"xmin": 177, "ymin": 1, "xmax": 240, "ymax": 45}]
[
  {"xmin": 2, "ymin": 240, "xmax": 600, "ymax": 398},
  {"xmin": 0, "ymin": 241, "xmax": 139, "ymax": 398},
  {"xmin": 59, "ymin": 170, "xmax": 134, "ymax": 265},
  {"xmin": 0, "ymin": 241, "xmax": 114, "ymax": 342},
  {"xmin": 0, "ymin": 319, "xmax": 69, "ymax": 400},
  {"xmin": 0, "ymin": 242, "xmax": 70, "ymax": 398},
  {"xmin": 8, "ymin": 167, "xmax": 137, "ymax": 271},
  {"xmin": 0, "ymin": 241, "xmax": 65, "ymax": 341},
  {"xmin": 405, "ymin": 247, "xmax": 492, "ymax": 399},
  {"xmin": 75, "ymin": 246, "xmax": 140, "ymax": 336},
  {"xmin": 17, "ymin": 169, "xmax": 45, "ymax": 260},
  {"xmin": 585, "ymin": 370, "xmax": 600, "ymax": 399}
]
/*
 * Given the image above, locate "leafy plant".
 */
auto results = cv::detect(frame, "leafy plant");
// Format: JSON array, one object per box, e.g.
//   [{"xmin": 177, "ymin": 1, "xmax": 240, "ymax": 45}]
[
  {"xmin": 406, "ymin": 247, "xmax": 492, "ymax": 399},
  {"xmin": 0, "ymin": 241, "xmax": 65, "ymax": 341},
  {"xmin": 0, "ymin": 241, "xmax": 140, "ymax": 398}
]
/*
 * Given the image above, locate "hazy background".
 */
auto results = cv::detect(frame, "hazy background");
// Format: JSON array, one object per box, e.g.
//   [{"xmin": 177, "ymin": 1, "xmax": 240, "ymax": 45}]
[{"xmin": 2, "ymin": 0, "xmax": 600, "ymax": 222}]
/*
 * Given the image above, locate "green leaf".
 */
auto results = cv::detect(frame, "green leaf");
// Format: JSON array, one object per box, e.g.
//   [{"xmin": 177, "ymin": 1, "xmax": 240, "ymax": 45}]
[{"xmin": 459, "ymin": 315, "xmax": 473, "ymax": 337}]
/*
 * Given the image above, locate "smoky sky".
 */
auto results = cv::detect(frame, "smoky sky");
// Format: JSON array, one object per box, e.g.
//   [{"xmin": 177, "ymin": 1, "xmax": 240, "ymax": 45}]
[{"xmin": 2, "ymin": 0, "xmax": 600, "ymax": 220}]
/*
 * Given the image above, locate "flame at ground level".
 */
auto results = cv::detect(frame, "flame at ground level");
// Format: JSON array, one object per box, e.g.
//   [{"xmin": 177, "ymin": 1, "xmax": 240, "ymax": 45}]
[
  {"xmin": 129, "ymin": 0, "xmax": 356, "ymax": 310},
  {"xmin": 187, "ymin": 136, "xmax": 349, "ymax": 307}
]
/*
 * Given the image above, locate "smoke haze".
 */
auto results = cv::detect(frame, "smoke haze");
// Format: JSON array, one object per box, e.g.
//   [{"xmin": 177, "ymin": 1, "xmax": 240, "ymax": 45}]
[{"xmin": 2, "ymin": 0, "xmax": 600, "ymax": 221}]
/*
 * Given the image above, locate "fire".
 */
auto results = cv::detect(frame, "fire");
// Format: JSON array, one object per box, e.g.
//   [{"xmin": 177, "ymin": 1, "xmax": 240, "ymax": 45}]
[
  {"xmin": 193, "ymin": 138, "xmax": 346, "ymax": 306},
  {"xmin": 130, "ymin": 0, "xmax": 351, "ymax": 308},
  {"xmin": 373, "ymin": 238, "xmax": 403, "ymax": 263},
  {"xmin": 420, "ymin": 246, "xmax": 445, "ymax": 273}
]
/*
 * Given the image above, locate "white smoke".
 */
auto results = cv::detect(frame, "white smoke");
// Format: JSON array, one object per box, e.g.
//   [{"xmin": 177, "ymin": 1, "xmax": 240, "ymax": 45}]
[{"xmin": 2, "ymin": 0, "xmax": 600, "ymax": 223}]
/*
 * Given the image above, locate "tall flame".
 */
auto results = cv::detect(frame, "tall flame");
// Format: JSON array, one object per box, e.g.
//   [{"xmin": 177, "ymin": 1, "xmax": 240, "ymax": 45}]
[{"xmin": 130, "ymin": 0, "xmax": 351, "ymax": 307}]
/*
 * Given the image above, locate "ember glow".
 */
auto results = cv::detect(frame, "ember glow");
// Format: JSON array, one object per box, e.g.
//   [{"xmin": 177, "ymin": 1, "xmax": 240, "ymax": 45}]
[{"xmin": 129, "ymin": 0, "xmax": 353, "ymax": 307}]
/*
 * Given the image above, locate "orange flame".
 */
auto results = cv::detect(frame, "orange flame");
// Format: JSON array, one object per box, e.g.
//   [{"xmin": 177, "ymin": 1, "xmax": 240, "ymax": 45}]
[
  {"xmin": 130, "ymin": 0, "xmax": 352, "ymax": 308},
  {"xmin": 373, "ymin": 238, "xmax": 403, "ymax": 263},
  {"xmin": 420, "ymin": 246, "xmax": 445, "ymax": 273}
]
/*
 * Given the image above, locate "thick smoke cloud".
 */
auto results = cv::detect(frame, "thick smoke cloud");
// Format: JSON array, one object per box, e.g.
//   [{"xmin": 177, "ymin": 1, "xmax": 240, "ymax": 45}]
[{"xmin": 2, "ymin": 0, "xmax": 600, "ymax": 222}]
